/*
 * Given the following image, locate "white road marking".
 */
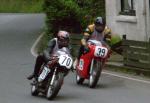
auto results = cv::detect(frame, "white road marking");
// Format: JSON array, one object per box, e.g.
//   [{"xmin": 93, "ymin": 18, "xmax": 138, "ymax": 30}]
[
  {"xmin": 102, "ymin": 71, "xmax": 150, "ymax": 84},
  {"xmin": 30, "ymin": 33, "xmax": 44, "ymax": 57}
]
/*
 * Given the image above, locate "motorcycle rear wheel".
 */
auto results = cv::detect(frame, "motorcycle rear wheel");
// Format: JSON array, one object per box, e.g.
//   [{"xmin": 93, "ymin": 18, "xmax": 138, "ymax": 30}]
[{"xmin": 31, "ymin": 84, "xmax": 39, "ymax": 96}]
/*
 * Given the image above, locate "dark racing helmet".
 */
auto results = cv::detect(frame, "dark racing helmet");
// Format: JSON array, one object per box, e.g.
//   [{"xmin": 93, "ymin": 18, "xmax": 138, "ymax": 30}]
[
  {"xmin": 94, "ymin": 17, "xmax": 106, "ymax": 33},
  {"xmin": 57, "ymin": 30, "xmax": 70, "ymax": 47}
]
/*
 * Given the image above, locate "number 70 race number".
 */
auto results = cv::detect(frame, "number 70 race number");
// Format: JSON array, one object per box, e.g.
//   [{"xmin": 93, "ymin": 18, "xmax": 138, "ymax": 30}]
[{"xmin": 58, "ymin": 55, "xmax": 73, "ymax": 69}]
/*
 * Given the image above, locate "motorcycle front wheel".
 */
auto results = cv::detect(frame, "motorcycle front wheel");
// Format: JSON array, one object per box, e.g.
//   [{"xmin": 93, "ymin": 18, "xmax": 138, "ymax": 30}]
[
  {"xmin": 89, "ymin": 61, "xmax": 102, "ymax": 88},
  {"xmin": 46, "ymin": 73, "xmax": 64, "ymax": 100}
]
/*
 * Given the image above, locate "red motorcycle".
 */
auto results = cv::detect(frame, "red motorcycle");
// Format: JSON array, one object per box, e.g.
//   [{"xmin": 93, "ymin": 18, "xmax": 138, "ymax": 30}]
[{"xmin": 75, "ymin": 39, "xmax": 109, "ymax": 88}]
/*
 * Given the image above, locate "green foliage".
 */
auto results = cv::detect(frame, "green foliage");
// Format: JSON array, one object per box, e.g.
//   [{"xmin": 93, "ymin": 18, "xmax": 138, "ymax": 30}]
[
  {"xmin": 44, "ymin": 0, "xmax": 105, "ymax": 35},
  {"xmin": 110, "ymin": 35, "xmax": 122, "ymax": 46},
  {"xmin": 44, "ymin": 0, "xmax": 83, "ymax": 35},
  {"xmin": 37, "ymin": 33, "xmax": 52, "ymax": 54},
  {"xmin": 0, "ymin": 0, "xmax": 44, "ymax": 13},
  {"xmin": 75, "ymin": 0, "xmax": 105, "ymax": 27}
]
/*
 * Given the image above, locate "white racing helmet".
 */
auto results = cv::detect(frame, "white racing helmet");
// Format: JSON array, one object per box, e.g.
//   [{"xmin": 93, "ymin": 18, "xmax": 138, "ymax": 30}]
[{"xmin": 57, "ymin": 30, "xmax": 70, "ymax": 47}]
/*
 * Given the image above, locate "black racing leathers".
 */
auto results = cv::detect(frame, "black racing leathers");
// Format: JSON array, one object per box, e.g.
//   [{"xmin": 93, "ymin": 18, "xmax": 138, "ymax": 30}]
[{"xmin": 32, "ymin": 38, "xmax": 56, "ymax": 78}]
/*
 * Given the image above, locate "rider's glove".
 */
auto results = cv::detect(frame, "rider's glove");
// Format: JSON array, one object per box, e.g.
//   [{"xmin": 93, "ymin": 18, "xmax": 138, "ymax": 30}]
[{"xmin": 44, "ymin": 55, "xmax": 51, "ymax": 63}]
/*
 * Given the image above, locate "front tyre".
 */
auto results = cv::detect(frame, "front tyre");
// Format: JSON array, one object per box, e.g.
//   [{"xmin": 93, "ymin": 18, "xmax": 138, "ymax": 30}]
[
  {"xmin": 46, "ymin": 73, "xmax": 64, "ymax": 100},
  {"xmin": 46, "ymin": 85, "xmax": 54, "ymax": 100},
  {"xmin": 89, "ymin": 61, "xmax": 102, "ymax": 88}
]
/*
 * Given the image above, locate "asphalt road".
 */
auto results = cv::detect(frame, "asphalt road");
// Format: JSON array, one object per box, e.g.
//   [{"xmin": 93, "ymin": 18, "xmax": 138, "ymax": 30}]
[{"xmin": 0, "ymin": 14, "xmax": 150, "ymax": 103}]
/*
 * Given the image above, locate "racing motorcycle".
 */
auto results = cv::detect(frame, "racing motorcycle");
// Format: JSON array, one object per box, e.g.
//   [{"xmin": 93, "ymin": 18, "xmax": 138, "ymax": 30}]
[
  {"xmin": 75, "ymin": 39, "xmax": 109, "ymax": 88},
  {"xmin": 30, "ymin": 47, "xmax": 73, "ymax": 100}
]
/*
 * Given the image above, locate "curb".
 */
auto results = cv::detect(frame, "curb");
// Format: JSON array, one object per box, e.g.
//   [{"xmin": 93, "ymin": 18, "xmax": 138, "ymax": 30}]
[
  {"xmin": 105, "ymin": 63, "xmax": 125, "ymax": 70},
  {"xmin": 105, "ymin": 62, "xmax": 150, "ymax": 76},
  {"xmin": 30, "ymin": 32, "xmax": 44, "ymax": 57},
  {"xmin": 105, "ymin": 62, "xmax": 125, "ymax": 71}
]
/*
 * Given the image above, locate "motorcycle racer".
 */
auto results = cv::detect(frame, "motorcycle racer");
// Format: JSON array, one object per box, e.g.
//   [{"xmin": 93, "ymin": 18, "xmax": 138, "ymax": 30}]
[
  {"xmin": 73, "ymin": 16, "xmax": 111, "ymax": 68},
  {"xmin": 27, "ymin": 30, "xmax": 70, "ymax": 80}
]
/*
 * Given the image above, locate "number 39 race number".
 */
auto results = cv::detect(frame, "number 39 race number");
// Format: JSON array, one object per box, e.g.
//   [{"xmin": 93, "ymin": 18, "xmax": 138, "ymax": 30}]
[{"xmin": 94, "ymin": 46, "xmax": 108, "ymax": 58}]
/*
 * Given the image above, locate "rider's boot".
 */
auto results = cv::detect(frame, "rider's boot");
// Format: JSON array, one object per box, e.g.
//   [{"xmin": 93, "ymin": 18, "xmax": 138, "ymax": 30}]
[{"xmin": 27, "ymin": 73, "xmax": 35, "ymax": 80}]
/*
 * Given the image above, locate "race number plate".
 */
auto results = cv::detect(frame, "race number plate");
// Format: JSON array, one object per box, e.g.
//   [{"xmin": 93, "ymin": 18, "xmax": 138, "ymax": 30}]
[
  {"xmin": 78, "ymin": 59, "xmax": 84, "ymax": 71},
  {"xmin": 94, "ymin": 46, "xmax": 108, "ymax": 58},
  {"xmin": 39, "ymin": 66, "xmax": 50, "ymax": 80},
  {"xmin": 58, "ymin": 55, "xmax": 73, "ymax": 69}
]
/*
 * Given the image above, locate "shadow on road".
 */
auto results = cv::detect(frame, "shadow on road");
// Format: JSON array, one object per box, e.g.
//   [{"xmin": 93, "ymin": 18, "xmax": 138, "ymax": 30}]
[{"xmin": 28, "ymin": 93, "xmax": 79, "ymax": 102}]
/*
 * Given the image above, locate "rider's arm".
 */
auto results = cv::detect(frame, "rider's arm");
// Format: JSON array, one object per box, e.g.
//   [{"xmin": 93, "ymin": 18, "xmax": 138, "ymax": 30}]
[
  {"xmin": 81, "ymin": 34, "xmax": 90, "ymax": 46},
  {"xmin": 81, "ymin": 25, "xmax": 92, "ymax": 46},
  {"xmin": 43, "ymin": 38, "xmax": 56, "ymax": 60},
  {"xmin": 103, "ymin": 26, "xmax": 112, "ymax": 42}
]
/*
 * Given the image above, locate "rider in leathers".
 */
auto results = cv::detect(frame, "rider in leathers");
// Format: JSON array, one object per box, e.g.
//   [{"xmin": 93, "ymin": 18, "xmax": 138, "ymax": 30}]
[
  {"xmin": 73, "ymin": 16, "xmax": 111, "ymax": 68},
  {"xmin": 27, "ymin": 31, "xmax": 70, "ymax": 80}
]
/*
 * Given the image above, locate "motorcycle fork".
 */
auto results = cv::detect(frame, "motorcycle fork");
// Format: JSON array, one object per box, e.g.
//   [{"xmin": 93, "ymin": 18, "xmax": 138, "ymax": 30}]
[
  {"xmin": 50, "ymin": 67, "xmax": 57, "ymax": 86},
  {"xmin": 90, "ymin": 59, "xmax": 94, "ymax": 75}
]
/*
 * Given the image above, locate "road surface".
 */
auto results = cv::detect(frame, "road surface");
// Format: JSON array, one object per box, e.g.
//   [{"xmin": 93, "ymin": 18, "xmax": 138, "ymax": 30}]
[{"xmin": 0, "ymin": 14, "xmax": 150, "ymax": 103}]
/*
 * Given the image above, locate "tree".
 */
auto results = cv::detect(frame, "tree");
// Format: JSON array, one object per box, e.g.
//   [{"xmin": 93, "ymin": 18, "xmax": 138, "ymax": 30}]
[{"xmin": 44, "ymin": 0, "xmax": 105, "ymax": 35}]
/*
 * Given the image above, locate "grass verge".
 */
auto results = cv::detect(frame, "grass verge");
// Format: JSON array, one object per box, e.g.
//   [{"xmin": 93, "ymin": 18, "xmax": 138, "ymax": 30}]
[
  {"xmin": 0, "ymin": 0, "xmax": 44, "ymax": 13},
  {"xmin": 106, "ymin": 64, "xmax": 150, "ymax": 78}
]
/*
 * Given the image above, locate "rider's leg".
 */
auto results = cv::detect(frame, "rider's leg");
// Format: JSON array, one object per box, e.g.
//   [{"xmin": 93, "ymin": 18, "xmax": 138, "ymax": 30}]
[
  {"xmin": 27, "ymin": 54, "xmax": 46, "ymax": 80},
  {"xmin": 73, "ymin": 45, "xmax": 84, "ymax": 69},
  {"xmin": 78, "ymin": 45, "xmax": 84, "ymax": 59}
]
